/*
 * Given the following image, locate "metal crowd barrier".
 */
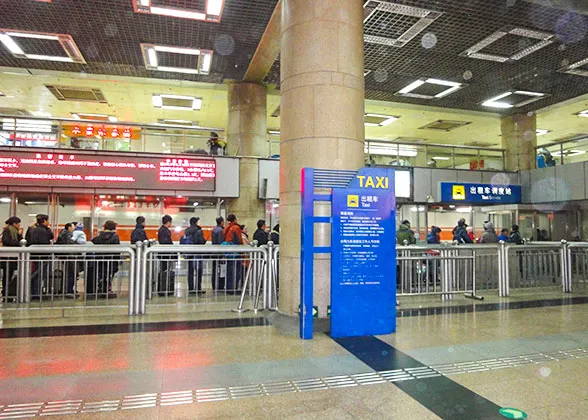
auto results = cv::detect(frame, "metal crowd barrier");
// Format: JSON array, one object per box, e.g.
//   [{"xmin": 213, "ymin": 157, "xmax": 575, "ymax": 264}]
[{"xmin": 0, "ymin": 244, "xmax": 136, "ymax": 314}]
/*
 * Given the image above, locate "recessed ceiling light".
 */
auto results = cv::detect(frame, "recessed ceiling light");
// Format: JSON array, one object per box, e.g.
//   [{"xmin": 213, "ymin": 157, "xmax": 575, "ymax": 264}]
[
  {"xmin": 0, "ymin": 29, "xmax": 86, "ymax": 64},
  {"xmin": 396, "ymin": 78, "xmax": 465, "ymax": 99},
  {"xmin": 0, "ymin": 197, "xmax": 11, "ymax": 203},
  {"xmin": 152, "ymin": 94, "xmax": 203, "ymax": 110},
  {"xmin": 432, "ymin": 156, "xmax": 450, "ymax": 160},
  {"xmin": 461, "ymin": 26, "xmax": 555, "ymax": 63},
  {"xmin": 2, "ymin": 118, "xmax": 53, "ymax": 133},
  {"xmin": 364, "ymin": 114, "xmax": 400, "ymax": 127},
  {"xmin": 364, "ymin": 70, "xmax": 372, "ymax": 76},
  {"xmin": 481, "ymin": 90, "xmax": 548, "ymax": 108},
  {"xmin": 558, "ymin": 57, "xmax": 588, "ymax": 77},
  {"xmin": 552, "ymin": 150, "xmax": 586, "ymax": 157},
  {"xmin": 268, "ymin": 130, "xmax": 281, "ymax": 135},
  {"xmin": 141, "ymin": 43, "xmax": 213, "ymax": 75},
  {"xmin": 577, "ymin": 110, "xmax": 588, "ymax": 118},
  {"xmin": 536, "ymin": 129, "xmax": 551, "ymax": 136},
  {"xmin": 133, "ymin": 0, "xmax": 224, "ymax": 22},
  {"xmin": 71, "ymin": 113, "xmax": 117, "ymax": 122}
]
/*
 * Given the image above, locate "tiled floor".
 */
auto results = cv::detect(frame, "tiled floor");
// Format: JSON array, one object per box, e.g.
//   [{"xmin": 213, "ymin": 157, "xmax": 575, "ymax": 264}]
[{"xmin": 0, "ymin": 297, "xmax": 587, "ymax": 419}]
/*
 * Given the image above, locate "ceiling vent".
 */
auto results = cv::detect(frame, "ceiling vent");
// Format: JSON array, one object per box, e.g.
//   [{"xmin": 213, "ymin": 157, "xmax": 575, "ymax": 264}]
[
  {"xmin": 271, "ymin": 106, "xmax": 280, "ymax": 118},
  {"xmin": 157, "ymin": 119, "xmax": 199, "ymax": 127},
  {"xmin": 0, "ymin": 108, "xmax": 31, "ymax": 116},
  {"xmin": 363, "ymin": 1, "xmax": 442, "ymax": 48},
  {"xmin": 420, "ymin": 120, "xmax": 472, "ymax": 131},
  {"xmin": 391, "ymin": 136, "xmax": 426, "ymax": 144},
  {"xmin": 46, "ymin": 85, "xmax": 107, "ymax": 103},
  {"xmin": 465, "ymin": 141, "xmax": 499, "ymax": 147}
]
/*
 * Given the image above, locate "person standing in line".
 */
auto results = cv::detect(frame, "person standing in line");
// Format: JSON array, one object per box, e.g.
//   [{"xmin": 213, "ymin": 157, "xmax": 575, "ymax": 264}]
[
  {"xmin": 56, "ymin": 223, "xmax": 76, "ymax": 245},
  {"xmin": 211, "ymin": 216, "xmax": 225, "ymax": 291},
  {"xmin": 253, "ymin": 220, "xmax": 268, "ymax": 246},
  {"xmin": 184, "ymin": 217, "xmax": 206, "ymax": 295},
  {"xmin": 480, "ymin": 222, "xmax": 499, "ymax": 244},
  {"xmin": 1, "ymin": 217, "xmax": 22, "ymax": 301},
  {"xmin": 157, "ymin": 215, "xmax": 174, "ymax": 296},
  {"xmin": 427, "ymin": 226, "xmax": 441, "ymax": 244},
  {"xmin": 90, "ymin": 221, "xmax": 121, "ymax": 298},
  {"xmin": 508, "ymin": 224, "xmax": 523, "ymax": 245},
  {"xmin": 72, "ymin": 222, "xmax": 87, "ymax": 244},
  {"xmin": 466, "ymin": 226, "xmax": 476, "ymax": 243},
  {"xmin": 131, "ymin": 216, "xmax": 148, "ymax": 244},
  {"xmin": 241, "ymin": 225, "xmax": 251, "ymax": 245},
  {"xmin": 453, "ymin": 219, "xmax": 473, "ymax": 244},
  {"xmin": 55, "ymin": 223, "xmax": 78, "ymax": 297},
  {"xmin": 223, "ymin": 214, "xmax": 243, "ymax": 294},
  {"xmin": 498, "ymin": 228, "xmax": 509, "ymax": 242},
  {"xmin": 270, "ymin": 224, "xmax": 280, "ymax": 245},
  {"xmin": 396, "ymin": 220, "xmax": 416, "ymax": 245},
  {"xmin": 28, "ymin": 214, "xmax": 54, "ymax": 298}
]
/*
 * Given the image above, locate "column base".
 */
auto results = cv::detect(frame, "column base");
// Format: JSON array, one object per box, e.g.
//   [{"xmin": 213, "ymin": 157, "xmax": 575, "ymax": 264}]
[{"xmin": 265, "ymin": 311, "xmax": 330, "ymax": 336}]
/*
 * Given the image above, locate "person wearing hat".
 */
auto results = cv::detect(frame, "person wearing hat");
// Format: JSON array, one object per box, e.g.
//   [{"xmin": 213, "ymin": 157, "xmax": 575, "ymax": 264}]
[
  {"xmin": 427, "ymin": 226, "xmax": 442, "ymax": 244},
  {"xmin": 453, "ymin": 218, "xmax": 473, "ymax": 244},
  {"xmin": 397, "ymin": 220, "xmax": 416, "ymax": 245},
  {"xmin": 480, "ymin": 221, "xmax": 499, "ymax": 243}
]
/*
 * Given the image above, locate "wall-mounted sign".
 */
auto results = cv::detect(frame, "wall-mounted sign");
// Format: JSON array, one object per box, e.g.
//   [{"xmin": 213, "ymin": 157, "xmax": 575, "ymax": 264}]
[
  {"xmin": 63, "ymin": 124, "xmax": 141, "ymax": 140},
  {"xmin": 0, "ymin": 150, "xmax": 216, "ymax": 191},
  {"xmin": 440, "ymin": 182, "xmax": 522, "ymax": 204}
]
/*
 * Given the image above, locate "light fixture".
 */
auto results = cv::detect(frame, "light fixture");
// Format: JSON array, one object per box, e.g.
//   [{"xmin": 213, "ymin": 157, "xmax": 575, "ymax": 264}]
[
  {"xmin": 364, "ymin": 114, "xmax": 400, "ymax": 127},
  {"xmin": 576, "ymin": 110, "xmax": 588, "ymax": 118},
  {"xmin": 268, "ymin": 130, "xmax": 281, "ymax": 135},
  {"xmin": 2, "ymin": 118, "xmax": 53, "ymax": 133},
  {"xmin": 396, "ymin": 78, "xmax": 465, "ymax": 99},
  {"xmin": 461, "ymin": 26, "xmax": 555, "ymax": 63},
  {"xmin": 481, "ymin": 90, "xmax": 548, "ymax": 108},
  {"xmin": 364, "ymin": 143, "xmax": 418, "ymax": 157},
  {"xmin": 71, "ymin": 113, "xmax": 117, "ymax": 122},
  {"xmin": 0, "ymin": 197, "xmax": 11, "ymax": 203},
  {"xmin": 363, "ymin": 1, "xmax": 443, "ymax": 48},
  {"xmin": 536, "ymin": 129, "xmax": 551, "ymax": 136},
  {"xmin": 141, "ymin": 43, "xmax": 213, "ymax": 75},
  {"xmin": 558, "ymin": 57, "xmax": 588, "ymax": 77},
  {"xmin": 364, "ymin": 70, "xmax": 372, "ymax": 76},
  {"xmin": 432, "ymin": 156, "xmax": 450, "ymax": 160},
  {"xmin": 552, "ymin": 150, "xmax": 586, "ymax": 157},
  {"xmin": 456, "ymin": 207, "xmax": 473, "ymax": 213},
  {"xmin": 133, "ymin": 0, "xmax": 224, "ymax": 23},
  {"xmin": 0, "ymin": 29, "xmax": 86, "ymax": 63},
  {"xmin": 193, "ymin": 202, "xmax": 199, "ymax": 207},
  {"xmin": 152, "ymin": 94, "xmax": 203, "ymax": 110}
]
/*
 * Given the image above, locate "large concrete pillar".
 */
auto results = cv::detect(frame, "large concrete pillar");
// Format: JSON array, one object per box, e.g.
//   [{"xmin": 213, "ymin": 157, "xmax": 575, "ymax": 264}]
[
  {"xmin": 501, "ymin": 113, "xmax": 537, "ymax": 171},
  {"xmin": 226, "ymin": 83, "xmax": 267, "ymax": 232},
  {"xmin": 279, "ymin": 0, "xmax": 365, "ymax": 320}
]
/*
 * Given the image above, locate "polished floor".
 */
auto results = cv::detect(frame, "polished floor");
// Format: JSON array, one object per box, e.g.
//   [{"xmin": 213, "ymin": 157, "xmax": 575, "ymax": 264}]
[{"xmin": 0, "ymin": 296, "xmax": 587, "ymax": 419}]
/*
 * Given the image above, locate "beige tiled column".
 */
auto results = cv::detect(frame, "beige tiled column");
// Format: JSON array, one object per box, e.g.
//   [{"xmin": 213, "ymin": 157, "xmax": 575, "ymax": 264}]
[
  {"xmin": 501, "ymin": 113, "xmax": 537, "ymax": 171},
  {"xmin": 279, "ymin": 0, "xmax": 365, "ymax": 318},
  {"xmin": 226, "ymin": 83, "xmax": 267, "ymax": 232}
]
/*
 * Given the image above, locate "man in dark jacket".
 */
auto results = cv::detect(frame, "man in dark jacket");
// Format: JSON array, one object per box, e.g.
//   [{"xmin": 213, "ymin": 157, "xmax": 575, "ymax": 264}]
[
  {"xmin": 184, "ymin": 217, "xmax": 206, "ymax": 294},
  {"xmin": 453, "ymin": 219, "xmax": 473, "ymax": 244},
  {"xmin": 157, "ymin": 215, "xmax": 174, "ymax": 296},
  {"xmin": 131, "ymin": 216, "xmax": 148, "ymax": 244},
  {"xmin": 270, "ymin": 224, "xmax": 280, "ymax": 245},
  {"xmin": 28, "ymin": 214, "xmax": 54, "ymax": 297},
  {"xmin": 508, "ymin": 224, "xmax": 523, "ymax": 245},
  {"xmin": 253, "ymin": 219, "xmax": 268, "ymax": 246},
  {"xmin": 211, "ymin": 217, "xmax": 224, "ymax": 290},
  {"xmin": 55, "ymin": 223, "xmax": 76, "ymax": 245},
  {"xmin": 55, "ymin": 223, "xmax": 77, "ymax": 296},
  {"xmin": 2, "ymin": 216, "xmax": 22, "ymax": 300},
  {"xmin": 88, "ymin": 221, "xmax": 121, "ymax": 298}
]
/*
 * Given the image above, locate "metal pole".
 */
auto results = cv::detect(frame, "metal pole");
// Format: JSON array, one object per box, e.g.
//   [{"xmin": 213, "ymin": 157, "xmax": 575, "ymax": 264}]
[
  {"xmin": 9, "ymin": 192, "xmax": 17, "ymax": 217},
  {"xmin": 128, "ymin": 249, "xmax": 136, "ymax": 316}
]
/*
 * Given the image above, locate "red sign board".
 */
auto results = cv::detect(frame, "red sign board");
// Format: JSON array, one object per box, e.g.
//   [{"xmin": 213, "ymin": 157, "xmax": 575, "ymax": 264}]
[{"xmin": 0, "ymin": 151, "xmax": 216, "ymax": 191}]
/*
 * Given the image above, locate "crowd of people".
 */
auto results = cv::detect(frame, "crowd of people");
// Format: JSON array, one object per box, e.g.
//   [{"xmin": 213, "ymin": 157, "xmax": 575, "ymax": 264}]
[
  {"xmin": 1, "ymin": 213, "xmax": 280, "ymax": 300},
  {"xmin": 397, "ymin": 218, "xmax": 525, "ymax": 245}
]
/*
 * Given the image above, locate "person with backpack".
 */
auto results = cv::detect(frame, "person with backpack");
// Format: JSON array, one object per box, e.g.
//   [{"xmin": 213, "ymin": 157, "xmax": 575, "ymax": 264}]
[
  {"xmin": 397, "ymin": 220, "xmax": 416, "ymax": 245},
  {"xmin": 131, "ymin": 216, "xmax": 148, "ymax": 244},
  {"xmin": 28, "ymin": 214, "xmax": 54, "ymax": 298},
  {"xmin": 253, "ymin": 220, "xmax": 268, "ymax": 246},
  {"xmin": 427, "ymin": 226, "xmax": 441, "ymax": 244},
  {"xmin": 88, "ymin": 221, "xmax": 121, "ymax": 298},
  {"xmin": 223, "ymin": 214, "xmax": 243, "ymax": 294},
  {"xmin": 182, "ymin": 217, "xmax": 206, "ymax": 295},
  {"xmin": 157, "ymin": 215, "xmax": 174, "ymax": 296},
  {"xmin": 72, "ymin": 222, "xmax": 87, "ymax": 244},
  {"xmin": 270, "ymin": 224, "xmax": 280, "ymax": 245},
  {"xmin": 55, "ymin": 223, "xmax": 78, "ymax": 297},
  {"xmin": 509, "ymin": 224, "xmax": 524, "ymax": 245},
  {"xmin": 453, "ymin": 219, "xmax": 473, "ymax": 244},
  {"xmin": 211, "ymin": 217, "xmax": 225, "ymax": 291},
  {"xmin": 480, "ymin": 222, "xmax": 499, "ymax": 244},
  {"xmin": 1, "ymin": 217, "xmax": 22, "ymax": 301},
  {"xmin": 55, "ymin": 223, "xmax": 76, "ymax": 245}
]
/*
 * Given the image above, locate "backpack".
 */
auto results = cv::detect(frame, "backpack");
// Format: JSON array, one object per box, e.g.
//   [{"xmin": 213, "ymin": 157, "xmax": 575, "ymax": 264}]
[{"xmin": 180, "ymin": 231, "xmax": 194, "ymax": 245}]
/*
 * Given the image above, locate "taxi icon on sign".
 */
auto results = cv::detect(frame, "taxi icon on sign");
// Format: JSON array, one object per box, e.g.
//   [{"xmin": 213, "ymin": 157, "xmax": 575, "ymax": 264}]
[
  {"xmin": 452, "ymin": 185, "xmax": 466, "ymax": 200},
  {"xmin": 347, "ymin": 195, "xmax": 359, "ymax": 208}
]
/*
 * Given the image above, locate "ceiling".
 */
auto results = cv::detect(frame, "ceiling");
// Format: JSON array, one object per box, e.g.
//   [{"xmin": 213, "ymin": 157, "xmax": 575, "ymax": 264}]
[
  {"xmin": 265, "ymin": 0, "xmax": 588, "ymax": 114},
  {"xmin": 0, "ymin": 0, "xmax": 279, "ymax": 83}
]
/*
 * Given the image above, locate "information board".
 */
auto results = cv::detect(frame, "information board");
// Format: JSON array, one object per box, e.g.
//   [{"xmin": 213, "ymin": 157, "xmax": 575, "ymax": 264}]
[
  {"xmin": 440, "ymin": 182, "xmax": 521, "ymax": 204},
  {"xmin": 330, "ymin": 168, "xmax": 396, "ymax": 338},
  {"xmin": 0, "ymin": 150, "xmax": 216, "ymax": 191}
]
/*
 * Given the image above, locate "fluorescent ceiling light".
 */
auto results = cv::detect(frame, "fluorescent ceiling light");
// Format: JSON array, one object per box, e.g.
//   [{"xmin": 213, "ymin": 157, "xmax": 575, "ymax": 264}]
[
  {"xmin": 0, "ymin": 29, "xmax": 86, "ymax": 63},
  {"xmin": 268, "ymin": 130, "xmax": 280, "ymax": 135},
  {"xmin": 536, "ymin": 129, "xmax": 551, "ymax": 136},
  {"xmin": 481, "ymin": 90, "xmax": 547, "ymax": 109},
  {"xmin": 141, "ymin": 43, "xmax": 213, "ymax": 75},
  {"xmin": 396, "ymin": 78, "xmax": 465, "ymax": 99},
  {"xmin": 108, "ymin": 116, "xmax": 118, "ymax": 122},
  {"xmin": 558, "ymin": 57, "xmax": 588, "ymax": 77},
  {"xmin": 577, "ymin": 110, "xmax": 588, "ymax": 118},
  {"xmin": 552, "ymin": 150, "xmax": 586, "ymax": 157},
  {"xmin": 3, "ymin": 118, "xmax": 53, "ymax": 133},
  {"xmin": 432, "ymin": 156, "xmax": 450, "ymax": 160},
  {"xmin": 461, "ymin": 26, "xmax": 555, "ymax": 63},
  {"xmin": 152, "ymin": 95, "xmax": 163, "ymax": 108},
  {"xmin": 456, "ymin": 207, "xmax": 472, "ymax": 213},
  {"xmin": 134, "ymin": 0, "xmax": 224, "ymax": 22},
  {"xmin": 364, "ymin": 70, "xmax": 372, "ymax": 76},
  {"xmin": 0, "ymin": 197, "xmax": 11, "ymax": 203}
]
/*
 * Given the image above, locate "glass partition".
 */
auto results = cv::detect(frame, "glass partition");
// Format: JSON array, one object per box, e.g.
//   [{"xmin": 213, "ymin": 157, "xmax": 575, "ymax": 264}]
[
  {"xmin": 425, "ymin": 146, "xmax": 454, "ymax": 169},
  {"xmin": 536, "ymin": 135, "xmax": 588, "ymax": 167}
]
